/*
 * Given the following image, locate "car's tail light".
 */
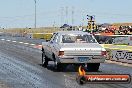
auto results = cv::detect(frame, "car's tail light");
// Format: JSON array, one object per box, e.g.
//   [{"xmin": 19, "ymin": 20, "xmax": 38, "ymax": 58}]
[
  {"xmin": 58, "ymin": 51, "xmax": 64, "ymax": 56},
  {"xmin": 101, "ymin": 51, "xmax": 106, "ymax": 56}
]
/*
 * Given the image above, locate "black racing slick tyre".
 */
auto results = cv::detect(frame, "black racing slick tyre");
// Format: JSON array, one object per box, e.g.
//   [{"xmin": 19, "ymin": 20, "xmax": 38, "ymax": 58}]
[
  {"xmin": 56, "ymin": 63, "xmax": 63, "ymax": 71},
  {"xmin": 87, "ymin": 63, "xmax": 100, "ymax": 72},
  {"xmin": 53, "ymin": 59, "xmax": 64, "ymax": 71},
  {"xmin": 42, "ymin": 52, "xmax": 48, "ymax": 68}
]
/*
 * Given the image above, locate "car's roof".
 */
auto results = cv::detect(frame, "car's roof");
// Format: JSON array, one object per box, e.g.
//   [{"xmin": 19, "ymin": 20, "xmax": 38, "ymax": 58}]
[{"xmin": 55, "ymin": 31, "xmax": 91, "ymax": 35}]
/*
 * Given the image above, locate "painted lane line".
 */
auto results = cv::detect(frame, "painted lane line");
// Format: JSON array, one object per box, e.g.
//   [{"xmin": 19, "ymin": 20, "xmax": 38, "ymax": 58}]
[
  {"xmin": 24, "ymin": 43, "xmax": 29, "ymax": 45},
  {"xmin": 38, "ymin": 45, "xmax": 42, "ymax": 46},
  {"xmin": 6, "ymin": 40, "xmax": 11, "ymax": 41},
  {"xmin": 1, "ymin": 39, "xmax": 5, "ymax": 40},
  {"xmin": 30, "ymin": 44, "xmax": 35, "ymax": 46},
  {"xmin": 12, "ymin": 41, "xmax": 17, "ymax": 43},
  {"xmin": 19, "ymin": 42, "xmax": 23, "ymax": 44}
]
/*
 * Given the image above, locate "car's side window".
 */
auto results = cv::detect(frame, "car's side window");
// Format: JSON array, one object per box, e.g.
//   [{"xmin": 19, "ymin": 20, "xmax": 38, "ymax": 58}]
[
  {"xmin": 53, "ymin": 33, "xmax": 59, "ymax": 43},
  {"xmin": 50, "ymin": 33, "xmax": 57, "ymax": 42}
]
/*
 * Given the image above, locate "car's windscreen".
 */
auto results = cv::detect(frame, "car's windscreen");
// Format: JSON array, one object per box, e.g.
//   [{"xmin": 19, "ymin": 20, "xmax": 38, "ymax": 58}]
[{"xmin": 62, "ymin": 34, "xmax": 97, "ymax": 43}]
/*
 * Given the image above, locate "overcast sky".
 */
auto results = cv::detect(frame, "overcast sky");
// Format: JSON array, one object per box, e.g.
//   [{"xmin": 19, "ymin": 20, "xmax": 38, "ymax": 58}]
[{"xmin": 0, "ymin": 0, "xmax": 132, "ymax": 28}]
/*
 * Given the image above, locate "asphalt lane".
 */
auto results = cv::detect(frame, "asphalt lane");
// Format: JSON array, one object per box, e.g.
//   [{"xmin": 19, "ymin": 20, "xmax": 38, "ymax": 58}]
[
  {"xmin": 0, "ymin": 36, "xmax": 132, "ymax": 88},
  {"xmin": 0, "ymin": 41, "xmax": 67, "ymax": 88}
]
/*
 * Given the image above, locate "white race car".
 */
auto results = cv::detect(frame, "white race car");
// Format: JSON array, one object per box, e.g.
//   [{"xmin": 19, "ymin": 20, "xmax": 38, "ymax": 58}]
[{"xmin": 42, "ymin": 31, "xmax": 106, "ymax": 71}]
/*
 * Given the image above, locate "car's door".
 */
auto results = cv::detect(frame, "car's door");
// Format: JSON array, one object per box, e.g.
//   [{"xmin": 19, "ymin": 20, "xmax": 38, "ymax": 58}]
[
  {"xmin": 50, "ymin": 33, "xmax": 60, "ymax": 60},
  {"xmin": 45, "ymin": 33, "xmax": 57, "ymax": 59}
]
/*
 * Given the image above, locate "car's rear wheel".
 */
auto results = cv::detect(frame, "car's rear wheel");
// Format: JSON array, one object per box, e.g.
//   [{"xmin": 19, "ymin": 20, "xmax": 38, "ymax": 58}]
[
  {"xmin": 87, "ymin": 63, "xmax": 100, "ymax": 72},
  {"xmin": 42, "ymin": 52, "xmax": 48, "ymax": 67},
  {"xmin": 54, "ymin": 59, "xmax": 63, "ymax": 71},
  {"xmin": 57, "ymin": 63, "xmax": 63, "ymax": 71},
  {"xmin": 53, "ymin": 58, "xmax": 66, "ymax": 71}
]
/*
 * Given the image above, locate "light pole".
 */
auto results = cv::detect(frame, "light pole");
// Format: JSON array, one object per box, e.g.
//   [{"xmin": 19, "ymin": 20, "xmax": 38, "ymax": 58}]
[{"xmin": 34, "ymin": 0, "xmax": 36, "ymax": 28}]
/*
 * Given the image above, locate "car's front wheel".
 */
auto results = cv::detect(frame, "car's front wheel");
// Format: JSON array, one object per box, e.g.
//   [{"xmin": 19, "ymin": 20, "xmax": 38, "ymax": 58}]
[{"xmin": 87, "ymin": 63, "xmax": 100, "ymax": 72}]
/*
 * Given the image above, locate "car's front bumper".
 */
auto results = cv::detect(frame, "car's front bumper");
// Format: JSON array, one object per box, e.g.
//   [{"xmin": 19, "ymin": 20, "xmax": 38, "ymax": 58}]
[{"xmin": 57, "ymin": 55, "xmax": 106, "ymax": 63}]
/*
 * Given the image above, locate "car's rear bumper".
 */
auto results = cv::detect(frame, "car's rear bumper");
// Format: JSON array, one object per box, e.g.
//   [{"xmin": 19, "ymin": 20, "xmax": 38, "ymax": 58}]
[{"xmin": 58, "ymin": 56, "xmax": 106, "ymax": 63}]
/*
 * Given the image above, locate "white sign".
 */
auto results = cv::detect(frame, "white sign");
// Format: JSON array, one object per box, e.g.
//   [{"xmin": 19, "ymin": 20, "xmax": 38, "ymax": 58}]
[{"xmin": 111, "ymin": 50, "xmax": 132, "ymax": 60}]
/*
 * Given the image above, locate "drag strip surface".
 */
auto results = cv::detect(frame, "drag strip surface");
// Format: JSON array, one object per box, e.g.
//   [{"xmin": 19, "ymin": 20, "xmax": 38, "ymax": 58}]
[
  {"xmin": 0, "ymin": 36, "xmax": 132, "ymax": 88},
  {"xmin": 0, "ymin": 41, "xmax": 66, "ymax": 88}
]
